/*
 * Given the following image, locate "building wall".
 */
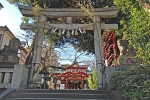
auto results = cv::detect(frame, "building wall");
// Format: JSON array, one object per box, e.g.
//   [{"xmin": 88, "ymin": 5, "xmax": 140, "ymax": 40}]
[
  {"xmin": 0, "ymin": 26, "xmax": 28, "ymax": 65},
  {"xmin": 0, "ymin": 27, "xmax": 15, "ymax": 49}
]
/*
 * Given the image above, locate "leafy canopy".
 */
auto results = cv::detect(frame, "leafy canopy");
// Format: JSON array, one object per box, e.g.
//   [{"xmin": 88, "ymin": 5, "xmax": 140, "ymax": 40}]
[{"xmin": 114, "ymin": 0, "xmax": 150, "ymax": 65}]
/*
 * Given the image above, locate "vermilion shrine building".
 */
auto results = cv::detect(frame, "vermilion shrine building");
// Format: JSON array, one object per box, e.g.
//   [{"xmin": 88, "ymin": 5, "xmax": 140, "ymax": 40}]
[{"xmin": 51, "ymin": 64, "xmax": 90, "ymax": 90}]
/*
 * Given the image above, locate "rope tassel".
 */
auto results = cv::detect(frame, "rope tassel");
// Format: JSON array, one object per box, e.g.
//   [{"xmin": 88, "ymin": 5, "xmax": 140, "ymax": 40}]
[
  {"xmin": 67, "ymin": 30, "xmax": 70, "ymax": 38},
  {"xmin": 75, "ymin": 29, "xmax": 78, "ymax": 35},
  {"xmin": 83, "ymin": 28, "xmax": 86, "ymax": 34},
  {"xmin": 58, "ymin": 29, "xmax": 62, "ymax": 36}
]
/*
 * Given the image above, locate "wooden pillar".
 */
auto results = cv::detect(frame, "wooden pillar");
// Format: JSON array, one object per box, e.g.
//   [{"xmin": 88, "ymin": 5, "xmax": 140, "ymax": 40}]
[
  {"xmin": 66, "ymin": 80, "xmax": 68, "ymax": 89},
  {"xmin": 81, "ymin": 75, "xmax": 84, "ymax": 90},
  {"xmin": 65, "ymin": 75, "xmax": 68, "ymax": 89},
  {"xmin": 81, "ymin": 80, "xmax": 84, "ymax": 90},
  {"xmin": 94, "ymin": 16, "xmax": 105, "ymax": 89},
  {"xmin": 29, "ymin": 14, "xmax": 47, "ymax": 84}
]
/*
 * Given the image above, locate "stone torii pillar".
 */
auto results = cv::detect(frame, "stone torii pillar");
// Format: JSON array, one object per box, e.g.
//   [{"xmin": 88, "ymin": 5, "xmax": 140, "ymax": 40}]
[
  {"xmin": 30, "ymin": 15, "xmax": 47, "ymax": 84},
  {"xmin": 94, "ymin": 16, "xmax": 105, "ymax": 88}
]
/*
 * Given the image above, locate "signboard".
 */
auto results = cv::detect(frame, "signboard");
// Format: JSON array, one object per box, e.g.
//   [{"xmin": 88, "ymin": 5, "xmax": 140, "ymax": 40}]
[
  {"xmin": 60, "ymin": 84, "xmax": 65, "ymax": 89},
  {"xmin": 65, "ymin": 68, "xmax": 86, "ymax": 73}
]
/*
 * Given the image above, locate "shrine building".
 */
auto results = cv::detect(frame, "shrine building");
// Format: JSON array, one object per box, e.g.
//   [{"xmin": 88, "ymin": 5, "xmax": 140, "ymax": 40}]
[{"xmin": 51, "ymin": 64, "xmax": 91, "ymax": 90}]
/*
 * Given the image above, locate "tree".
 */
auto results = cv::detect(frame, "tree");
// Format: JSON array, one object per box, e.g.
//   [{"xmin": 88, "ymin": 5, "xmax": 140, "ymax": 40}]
[
  {"xmin": 113, "ymin": 0, "xmax": 150, "ymax": 65},
  {"xmin": 7, "ymin": 0, "xmax": 114, "ymax": 8},
  {"xmin": 138, "ymin": 0, "xmax": 150, "ymax": 16},
  {"xmin": 87, "ymin": 69, "xmax": 98, "ymax": 90}
]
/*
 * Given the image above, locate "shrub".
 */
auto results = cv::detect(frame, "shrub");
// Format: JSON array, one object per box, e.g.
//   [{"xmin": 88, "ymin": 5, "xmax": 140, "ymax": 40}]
[
  {"xmin": 87, "ymin": 69, "xmax": 98, "ymax": 90},
  {"xmin": 111, "ymin": 65, "xmax": 150, "ymax": 100}
]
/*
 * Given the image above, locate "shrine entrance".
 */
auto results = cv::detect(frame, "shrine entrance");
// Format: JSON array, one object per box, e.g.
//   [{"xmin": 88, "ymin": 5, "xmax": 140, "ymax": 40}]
[
  {"xmin": 18, "ymin": 4, "xmax": 120, "ymax": 89},
  {"xmin": 68, "ymin": 81, "xmax": 81, "ymax": 89},
  {"xmin": 51, "ymin": 65, "xmax": 88, "ymax": 90}
]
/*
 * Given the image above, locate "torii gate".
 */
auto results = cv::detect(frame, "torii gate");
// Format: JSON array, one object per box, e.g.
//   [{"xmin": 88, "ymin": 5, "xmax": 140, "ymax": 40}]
[{"xmin": 18, "ymin": 5, "xmax": 120, "ymax": 88}]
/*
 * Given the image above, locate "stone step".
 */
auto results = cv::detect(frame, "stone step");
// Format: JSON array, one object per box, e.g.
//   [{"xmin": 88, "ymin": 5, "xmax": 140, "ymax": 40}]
[
  {"xmin": 15, "ymin": 89, "xmax": 111, "ymax": 94},
  {"xmin": 9, "ymin": 93, "xmax": 114, "ymax": 99},
  {"xmin": 6, "ymin": 89, "xmax": 114, "ymax": 100},
  {"xmin": 0, "ymin": 88, "xmax": 7, "ymax": 94},
  {"xmin": 8, "ymin": 98, "xmax": 113, "ymax": 100}
]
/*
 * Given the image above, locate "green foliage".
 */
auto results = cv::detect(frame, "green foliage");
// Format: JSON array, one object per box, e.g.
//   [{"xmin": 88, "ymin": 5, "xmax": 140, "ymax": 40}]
[
  {"xmin": 44, "ymin": 30, "xmax": 59, "ymax": 48},
  {"xmin": 7, "ymin": 0, "xmax": 114, "ymax": 8},
  {"xmin": 114, "ymin": 0, "xmax": 150, "ymax": 65},
  {"xmin": 87, "ymin": 69, "xmax": 98, "ymax": 90},
  {"xmin": 111, "ymin": 65, "xmax": 150, "ymax": 100}
]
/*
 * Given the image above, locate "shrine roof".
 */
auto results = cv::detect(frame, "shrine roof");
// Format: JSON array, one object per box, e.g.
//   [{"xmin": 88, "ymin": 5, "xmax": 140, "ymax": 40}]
[{"xmin": 62, "ymin": 64, "xmax": 88, "ymax": 68}]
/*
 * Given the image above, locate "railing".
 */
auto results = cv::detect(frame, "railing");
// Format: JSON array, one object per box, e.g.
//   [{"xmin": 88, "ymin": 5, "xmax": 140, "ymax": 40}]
[
  {"xmin": 0, "ymin": 68, "xmax": 13, "ymax": 88},
  {"xmin": 0, "ymin": 65, "xmax": 29, "ymax": 89}
]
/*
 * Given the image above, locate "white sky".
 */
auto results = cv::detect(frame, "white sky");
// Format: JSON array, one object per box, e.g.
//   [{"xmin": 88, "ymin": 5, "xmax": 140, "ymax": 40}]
[{"xmin": 0, "ymin": 0, "xmax": 25, "ymax": 37}]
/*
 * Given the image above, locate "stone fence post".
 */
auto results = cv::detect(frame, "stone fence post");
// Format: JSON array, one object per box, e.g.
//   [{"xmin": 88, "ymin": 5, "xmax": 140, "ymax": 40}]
[
  {"xmin": 105, "ymin": 66, "xmax": 116, "ymax": 90},
  {"xmin": 11, "ymin": 64, "xmax": 29, "ymax": 89}
]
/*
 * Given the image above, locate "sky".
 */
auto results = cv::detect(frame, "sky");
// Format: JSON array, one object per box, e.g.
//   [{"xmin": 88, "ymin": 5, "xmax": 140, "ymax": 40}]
[{"xmin": 0, "ymin": 0, "xmax": 25, "ymax": 38}]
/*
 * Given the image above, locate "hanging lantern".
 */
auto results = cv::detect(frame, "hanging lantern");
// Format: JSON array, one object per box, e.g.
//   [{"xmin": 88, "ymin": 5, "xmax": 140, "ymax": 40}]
[
  {"xmin": 75, "ymin": 29, "xmax": 78, "ymax": 35},
  {"xmin": 67, "ymin": 30, "xmax": 70, "ymax": 38},
  {"xmin": 58, "ymin": 29, "xmax": 62, "ymax": 36}
]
